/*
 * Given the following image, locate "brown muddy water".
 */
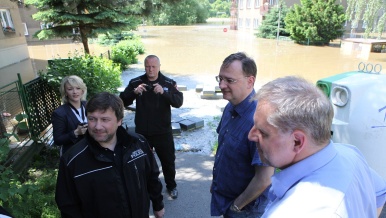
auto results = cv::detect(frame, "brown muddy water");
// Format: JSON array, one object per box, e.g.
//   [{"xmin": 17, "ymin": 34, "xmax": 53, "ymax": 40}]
[
  {"xmin": 128, "ymin": 23, "xmax": 386, "ymax": 89},
  {"xmin": 28, "ymin": 20, "xmax": 386, "ymax": 89}
]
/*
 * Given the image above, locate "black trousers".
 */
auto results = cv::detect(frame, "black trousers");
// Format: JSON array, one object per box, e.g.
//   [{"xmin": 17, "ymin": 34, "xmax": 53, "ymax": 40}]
[{"xmin": 143, "ymin": 132, "xmax": 177, "ymax": 190}]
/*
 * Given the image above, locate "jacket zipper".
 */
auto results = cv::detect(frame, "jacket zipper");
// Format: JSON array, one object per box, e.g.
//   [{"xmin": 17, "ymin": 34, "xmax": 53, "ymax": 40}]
[{"xmin": 134, "ymin": 163, "xmax": 141, "ymax": 189}]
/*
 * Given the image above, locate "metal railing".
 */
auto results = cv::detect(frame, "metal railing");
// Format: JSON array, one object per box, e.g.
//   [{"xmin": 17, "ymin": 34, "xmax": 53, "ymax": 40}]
[{"xmin": 0, "ymin": 74, "xmax": 61, "ymax": 172}]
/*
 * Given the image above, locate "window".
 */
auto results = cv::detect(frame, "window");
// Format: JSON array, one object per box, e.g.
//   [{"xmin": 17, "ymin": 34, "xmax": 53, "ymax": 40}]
[
  {"xmin": 245, "ymin": 18, "xmax": 251, "ymax": 28},
  {"xmin": 247, "ymin": 0, "xmax": 252, "ymax": 8},
  {"xmin": 22, "ymin": 23, "xmax": 28, "ymax": 35},
  {"xmin": 238, "ymin": 18, "xmax": 243, "ymax": 27},
  {"xmin": 239, "ymin": 0, "xmax": 244, "ymax": 9},
  {"xmin": 362, "ymin": 21, "xmax": 367, "ymax": 29},
  {"xmin": 253, "ymin": 18, "xmax": 259, "ymax": 29},
  {"xmin": 351, "ymin": 21, "xmax": 358, "ymax": 29},
  {"xmin": 269, "ymin": 0, "xmax": 274, "ymax": 6},
  {"xmin": 0, "ymin": 9, "xmax": 15, "ymax": 32},
  {"xmin": 40, "ymin": 22, "xmax": 54, "ymax": 29},
  {"xmin": 73, "ymin": 27, "xmax": 80, "ymax": 35},
  {"xmin": 254, "ymin": 0, "xmax": 260, "ymax": 8}
]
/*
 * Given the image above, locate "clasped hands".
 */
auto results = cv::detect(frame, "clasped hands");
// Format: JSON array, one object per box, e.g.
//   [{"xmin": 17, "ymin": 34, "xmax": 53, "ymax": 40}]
[{"xmin": 134, "ymin": 83, "xmax": 164, "ymax": 95}]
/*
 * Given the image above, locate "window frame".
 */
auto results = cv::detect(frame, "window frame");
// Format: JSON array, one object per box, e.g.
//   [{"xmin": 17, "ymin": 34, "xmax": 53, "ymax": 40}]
[
  {"xmin": 22, "ymin": 22, "xmax": 28, "ymax": 35},
  {"xmin": 0, "ymin": 9, "xmax": 15, "ymax": 32}
]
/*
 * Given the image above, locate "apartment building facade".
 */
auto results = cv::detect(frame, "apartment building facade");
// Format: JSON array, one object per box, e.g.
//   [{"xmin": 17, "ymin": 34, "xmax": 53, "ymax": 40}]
[{"xmin": 0, "ymin": 0, "xmax": 35, "ymax": 87}]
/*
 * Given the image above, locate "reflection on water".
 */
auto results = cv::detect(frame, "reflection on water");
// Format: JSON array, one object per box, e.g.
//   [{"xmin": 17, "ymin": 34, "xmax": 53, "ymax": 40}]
[{"xmin": 131, "ymin": 24, "xmax": 385, "ymax": 88}]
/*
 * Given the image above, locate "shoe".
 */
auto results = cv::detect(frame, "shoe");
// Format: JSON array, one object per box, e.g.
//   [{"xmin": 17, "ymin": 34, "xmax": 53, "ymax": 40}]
[{"xmin": 168, "ymin": 188, "xmax": 178, "ymax": 199}]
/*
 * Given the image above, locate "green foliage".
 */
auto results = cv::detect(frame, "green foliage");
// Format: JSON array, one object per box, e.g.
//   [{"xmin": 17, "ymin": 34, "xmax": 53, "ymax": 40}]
[
  {"xmin": 24, "ymin": 0, "xmax": 181, "ymax": 53},
  {"xmin": 97, "ymin": 31, "xmax": 141, "ymax": 46},
  {"xmin": 346, "ymin": 0, "xmax": 386, "ymax": 38},
  {"xmin": 111, "ymin": 39, "xmax": 145, "ymax": 70},
  {"xmin": 151, "ymin": 0, "xmax": 211, "ymax": 25},
  {"xmin": 1, "ymin": 158, "xmax": 60, "ymax": 217},
  {"xmin": 40, "ymin": 52, "xmax": 123, "ymax": 98},
  {"xmin": 0, "ymin": 115, "xmax": 59, "ymax": 217},
  {"xmin": 209, "ymin": 0, "xmax": 231, "ymax": 17},
  {"xmin": 257, "ymin": 1, "xmax": 289, "ymax": 39},
  {"xmin": 284, "ymin": 0, "xmax": 346, "ymax": 45}
]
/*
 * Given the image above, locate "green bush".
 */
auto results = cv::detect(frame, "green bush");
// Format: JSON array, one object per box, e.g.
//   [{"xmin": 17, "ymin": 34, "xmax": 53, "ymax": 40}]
[
  {"xmin": 111, "ymin": 39, "xmax": 145, "ymax": 70},
  {"xmin": 256, "ymin": 1, "xmax": 289, "ymax": 39},
  {"xmin": 41, "ymin": 52, "xmax": 123, "ymax": 99},
  {"xmin": 284, "ymin": 0, "xmax": 345, "ymax": 45},
  {"xmin": 0, "ymin": 116, "xmax": 59, "ymax": 217},
  {"xmin": 150, "ymin": 0, "xmax": 210, "ymax": 25}
]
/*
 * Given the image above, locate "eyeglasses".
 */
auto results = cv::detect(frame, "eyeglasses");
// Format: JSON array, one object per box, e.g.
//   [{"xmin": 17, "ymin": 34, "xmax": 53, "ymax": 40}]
[{"xmin": 215, "ymin": 76, "xmax": 249, "ymax": 84}]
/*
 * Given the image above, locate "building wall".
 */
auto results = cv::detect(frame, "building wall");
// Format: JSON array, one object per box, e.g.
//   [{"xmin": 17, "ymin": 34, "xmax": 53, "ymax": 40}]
[
  {"xmin": 237, "ymin": 0, "xmax": 298, "ymax": 32},
  {"xmin": 0, "ymin": 1, "xmax": 35, "ymax": 87}
]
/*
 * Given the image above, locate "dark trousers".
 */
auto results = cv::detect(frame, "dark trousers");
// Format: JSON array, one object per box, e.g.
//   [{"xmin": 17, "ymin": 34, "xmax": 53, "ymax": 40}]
[{"xmin": 143, "ymin": 132, "xmax": 177, "ymax": 190}]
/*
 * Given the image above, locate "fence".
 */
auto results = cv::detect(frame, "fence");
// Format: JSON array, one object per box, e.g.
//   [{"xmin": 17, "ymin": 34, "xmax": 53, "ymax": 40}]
[
  {"xmin": 100, "ymin": 50, "xmax": 111, "ymax": 59},
  {"xmin": 0, "ymin": 74, "xmax": 61, "ymax": 172}
]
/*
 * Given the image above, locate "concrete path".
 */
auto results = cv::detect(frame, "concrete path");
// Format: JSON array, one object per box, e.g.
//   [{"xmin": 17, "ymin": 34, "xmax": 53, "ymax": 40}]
[{"xmin": 150, "ymin": 152, "xmax": 218, "ymax": 218}]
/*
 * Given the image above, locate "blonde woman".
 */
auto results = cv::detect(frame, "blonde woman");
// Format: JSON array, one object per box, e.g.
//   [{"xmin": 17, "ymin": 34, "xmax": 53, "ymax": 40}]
[{"xmin": 52, "ymin": 75, "xmax": 87, "ymax": 156}]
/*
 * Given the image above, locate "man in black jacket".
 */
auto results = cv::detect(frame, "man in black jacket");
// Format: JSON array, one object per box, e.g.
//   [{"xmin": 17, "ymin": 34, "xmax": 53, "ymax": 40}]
[
  {"xmin": 120, "ymin": 55, "xmax": 183, "ymax": 199},
  {"xmin": 55, "ymin": 92, "xmax": 165, "ymax": 218}
]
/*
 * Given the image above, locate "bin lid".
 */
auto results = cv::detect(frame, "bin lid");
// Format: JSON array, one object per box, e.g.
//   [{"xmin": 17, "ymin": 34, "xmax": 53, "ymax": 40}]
[{"xmin": 316, "ymin": 71, "xmax": 361, "ymax": 97}]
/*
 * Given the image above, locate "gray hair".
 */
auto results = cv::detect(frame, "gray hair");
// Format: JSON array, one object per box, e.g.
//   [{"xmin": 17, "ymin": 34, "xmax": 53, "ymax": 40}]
[
  {"xmin": 144, "ymin": 55, "xmax": 160, "ymax": 64},
  {"xmin": 254, "ymin": 76, "xmax": 333, "ymax": 145},
  {"xmin": 221, "ymin": 52, "xmax": 257, "ymax": 77},
  {"xmin": 59, "ymin": 75, "xmax": 87, "ymax": 104}
]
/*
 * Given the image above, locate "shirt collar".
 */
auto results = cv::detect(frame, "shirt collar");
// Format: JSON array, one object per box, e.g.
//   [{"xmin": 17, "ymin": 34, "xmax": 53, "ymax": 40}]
[
  {"xmin": 270, "ymin": 141, "xmax": 337, "ymax": 200},
  {"xmin": 232, "ymin": 90, "xmax": 256, "ymax": 116}
]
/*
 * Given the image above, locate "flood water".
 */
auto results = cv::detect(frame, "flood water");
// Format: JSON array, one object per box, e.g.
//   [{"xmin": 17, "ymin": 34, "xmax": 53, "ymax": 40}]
[{"xmin": 128, "ymin": 21, "xmax": 386, "ymax": 89}]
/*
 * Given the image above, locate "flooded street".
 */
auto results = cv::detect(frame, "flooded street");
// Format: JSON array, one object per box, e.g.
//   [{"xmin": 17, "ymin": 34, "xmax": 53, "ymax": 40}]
[{"xmin": 128, "ymin": 22, "xmax": 385, "ymax": 89}]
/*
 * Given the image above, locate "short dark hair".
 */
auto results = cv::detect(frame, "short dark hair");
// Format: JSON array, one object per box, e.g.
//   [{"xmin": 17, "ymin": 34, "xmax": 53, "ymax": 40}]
[
  {"xmin": 221, "ymin": 52, "xmax": 257, "ymax": 77},
  {"xmin": 86, "ymin": 92, "xmax": 124, "ymax": 121}
]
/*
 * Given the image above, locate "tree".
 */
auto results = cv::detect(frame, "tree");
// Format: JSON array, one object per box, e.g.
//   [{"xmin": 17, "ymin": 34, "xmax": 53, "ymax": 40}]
[
  {"xmin": 24, "ymin": 0, "xmax": 179, "ymax": 54},
  {"xmin": 256, "ymin": 1, "xmax": 289, "ymax": 39},
  {"xmin": 284, "ymin": 0, "xmax": 346, "ymax": 45},
  {"xmin": 346, "ymin": 0, "xmax": 386, "ymax": 39},
  {"xmin": 151, "ymin": 0, "xmax": 210, "ymax": 25},
  {"xmin": 210, "ymin": 0, "xmax": 231, "ymax": 17}
]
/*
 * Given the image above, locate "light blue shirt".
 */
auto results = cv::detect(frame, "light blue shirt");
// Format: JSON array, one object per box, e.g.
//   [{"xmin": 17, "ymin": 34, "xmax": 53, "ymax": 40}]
[{"xmin": 263, "ymin": 142, "xmax": 386, "ymax": 218}]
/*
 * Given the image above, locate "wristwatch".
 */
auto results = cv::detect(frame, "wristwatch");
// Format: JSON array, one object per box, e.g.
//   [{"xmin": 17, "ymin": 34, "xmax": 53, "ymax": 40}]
[{"xmin": 230, "ymin": 203, "xmax": 241, "ymax": 212}]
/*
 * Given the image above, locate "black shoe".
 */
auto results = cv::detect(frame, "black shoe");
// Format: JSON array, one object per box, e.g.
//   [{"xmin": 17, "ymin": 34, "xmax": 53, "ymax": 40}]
[{"xmin": 168, "ymin": 188, "xmax": 178, "ymax": 199}]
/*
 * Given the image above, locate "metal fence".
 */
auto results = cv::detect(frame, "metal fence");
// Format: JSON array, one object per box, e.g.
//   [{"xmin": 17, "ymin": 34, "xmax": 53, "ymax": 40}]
[
  {"xmin": 0, "ymin": 74, "xmax": 61, "ymax": 172},
  {"xmin": 0, "ymin": 81, "xmax": 23, "ymax": 138},
  {"xmin": 100, "ymin": 50, "xmax": 111, "ymax": 59}
]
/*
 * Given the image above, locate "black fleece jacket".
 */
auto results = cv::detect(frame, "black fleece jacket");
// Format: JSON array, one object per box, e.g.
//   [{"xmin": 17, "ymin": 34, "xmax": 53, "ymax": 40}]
[
  {"xmin": 55, "ymin": 127, "xmax": 164, "ymax": 218},
  {"xmin": 119, "ymin": 72, "xmax": 183, "ymax": 136}
]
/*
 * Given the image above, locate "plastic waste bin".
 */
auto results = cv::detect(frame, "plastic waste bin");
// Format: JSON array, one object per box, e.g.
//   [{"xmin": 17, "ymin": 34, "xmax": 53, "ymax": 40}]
[{"xmin": 317, "ymin": 63, "xmax": 386, "ymax": 179}]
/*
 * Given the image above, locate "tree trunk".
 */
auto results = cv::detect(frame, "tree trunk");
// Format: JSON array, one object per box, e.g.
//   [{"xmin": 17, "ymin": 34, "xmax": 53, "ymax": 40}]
[{"xmin": 81, "ymin": 29, "xmax": 90, "ymax": 54}]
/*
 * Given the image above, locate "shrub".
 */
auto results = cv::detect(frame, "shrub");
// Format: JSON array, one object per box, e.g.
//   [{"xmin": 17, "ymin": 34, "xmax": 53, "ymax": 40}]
[
  {"xmin": 111, "ymin": 39, "xmax": 145, "ymax": 70},
  {"xmin": 41, "ymin": 52, "xmax": 123, "ymax": 99},
  {"xmin": 0, "ymin": 115, "xmax": 59, "ymax": 217}
]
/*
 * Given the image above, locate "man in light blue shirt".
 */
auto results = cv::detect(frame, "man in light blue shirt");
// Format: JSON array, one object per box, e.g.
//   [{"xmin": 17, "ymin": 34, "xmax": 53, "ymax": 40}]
[{"xmin": 248, "ymin": 76, "xmax": 386, "ymax": 217}]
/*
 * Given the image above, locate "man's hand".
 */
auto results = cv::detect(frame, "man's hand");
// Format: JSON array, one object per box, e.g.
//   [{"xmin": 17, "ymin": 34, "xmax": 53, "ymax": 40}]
[
  {"xmin": 154, "ymin": 208, "xmax": 165, "ymax": 218},
  {"xmin": 153, "ymin": 83, "xmax": 164, "ymax": 94},
  {"xmin": 134, "ymin": 84, "xmax": 147, "ymax": 95}
]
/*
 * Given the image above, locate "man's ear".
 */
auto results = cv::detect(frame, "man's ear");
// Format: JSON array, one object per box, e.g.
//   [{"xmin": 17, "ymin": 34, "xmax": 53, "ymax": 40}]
[
  {"xmin": 293, "ymin": 130, "xmax": 306, "ymax": 153},
  {"xmin": 247, "ymin": 76, "xmax": 256, "ymax": 88}
]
